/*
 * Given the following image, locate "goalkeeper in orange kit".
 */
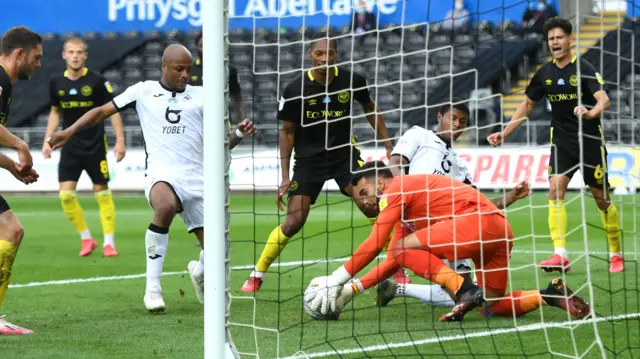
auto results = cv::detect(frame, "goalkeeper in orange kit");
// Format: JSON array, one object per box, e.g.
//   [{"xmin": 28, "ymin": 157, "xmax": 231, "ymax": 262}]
[{"xmin": 307, "ymin": 162, "xmax": 592, "ymax": 322}]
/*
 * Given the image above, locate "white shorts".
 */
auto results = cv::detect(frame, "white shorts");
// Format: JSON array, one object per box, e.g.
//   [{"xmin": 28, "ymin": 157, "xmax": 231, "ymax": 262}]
[{"xmin": 145, "ymin": 175, "xmax": 204, "ymax": 233}]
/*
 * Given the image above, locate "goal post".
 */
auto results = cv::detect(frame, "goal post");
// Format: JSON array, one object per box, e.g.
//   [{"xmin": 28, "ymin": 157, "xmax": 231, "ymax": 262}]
[{"xmin": 203, "ymin": 0, "xmax": 237, "ymax": 358}]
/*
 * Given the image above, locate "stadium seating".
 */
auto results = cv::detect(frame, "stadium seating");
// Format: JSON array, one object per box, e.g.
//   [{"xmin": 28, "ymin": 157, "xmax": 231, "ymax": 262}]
[{"xmin": 7, "ymin": 16, "xmax": 638, "ymax": 148}]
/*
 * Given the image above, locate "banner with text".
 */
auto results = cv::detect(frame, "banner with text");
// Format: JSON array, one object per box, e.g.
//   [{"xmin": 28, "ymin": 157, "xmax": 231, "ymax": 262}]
[
  {"xmin": 0, "ymin": 0, "xmax": 561, "ymax": 35},
  {"xmin": 0, "ymin": 146, "xmax": 637, "ymax": 192}
]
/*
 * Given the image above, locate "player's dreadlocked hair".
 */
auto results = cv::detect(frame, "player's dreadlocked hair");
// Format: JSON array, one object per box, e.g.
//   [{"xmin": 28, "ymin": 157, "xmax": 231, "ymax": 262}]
[
  {"xmin": 0, "ymin": 26, "xmax": 43, "ymax": 56},
  {"xmin": 543, "ymin": 16, "xmax": 572, "ymax": 36},
  {"xmin": 437, "ymin": 97, "xmax": 470, "ymax": 118},
  {"xmin": 351, "ymin": 161, "xmax": 394, "ymax": 186}
]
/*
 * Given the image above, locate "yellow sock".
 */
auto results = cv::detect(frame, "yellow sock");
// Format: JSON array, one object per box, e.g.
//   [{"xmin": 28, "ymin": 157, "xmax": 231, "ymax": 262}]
[
  {"xmin": 60, "ymin": 190, "xmax": 89, "ymax": 235},
  {"xmin": 548, "ymin": 200, "xmax": 567, "ymax": 250},
  {"xmin": 95, "ymin": 190, "xmax": 116, "ymax": 238},
  {"xmin": 0, "ymin": 240, "xmax": 17, "ymax": 308},
  {"xmin": 600, "ymin": 203, "xmax": 621, "ymax": 255},
  {"xmin": 255, "ymin": 225, "xmax": 290, "ymax": 273}
]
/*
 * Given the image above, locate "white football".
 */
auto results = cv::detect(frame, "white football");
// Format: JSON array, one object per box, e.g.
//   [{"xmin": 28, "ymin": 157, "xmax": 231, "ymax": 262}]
[{"xmin": 303, "ymin": 283, "xmax": 340, "ymax": 320}]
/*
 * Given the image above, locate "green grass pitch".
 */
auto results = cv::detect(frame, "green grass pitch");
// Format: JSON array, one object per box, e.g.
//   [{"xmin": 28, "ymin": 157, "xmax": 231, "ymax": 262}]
[{"xmin": 2, "ymin": 192, "xmax": 639, "ymax": 359}]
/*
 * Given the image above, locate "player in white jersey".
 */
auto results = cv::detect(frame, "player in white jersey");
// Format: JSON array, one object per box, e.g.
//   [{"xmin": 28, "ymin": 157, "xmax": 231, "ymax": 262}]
[
  {"xmin": 372, "ymin": 99, "xmax": 531, "ymax": 308},
  {"xmin": 48, "ymin": 44, "xmax": 255, "ymax": 312}
]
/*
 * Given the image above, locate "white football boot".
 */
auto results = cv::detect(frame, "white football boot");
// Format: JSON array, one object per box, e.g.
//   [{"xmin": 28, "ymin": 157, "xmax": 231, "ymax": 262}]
[
  {"xmin": 187, "ymin": 261, "xmax": 204, "ymax": 304},
  {"xmin": 144, "ymin": 285, "xmax": 166, "ymax": 313}
]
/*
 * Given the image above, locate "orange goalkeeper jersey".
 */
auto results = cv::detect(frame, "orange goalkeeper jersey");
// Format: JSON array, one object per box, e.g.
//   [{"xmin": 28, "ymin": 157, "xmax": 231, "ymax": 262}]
[{"xmin": 344, "ymin": 174, "xmax": 501, "ymax": 276}]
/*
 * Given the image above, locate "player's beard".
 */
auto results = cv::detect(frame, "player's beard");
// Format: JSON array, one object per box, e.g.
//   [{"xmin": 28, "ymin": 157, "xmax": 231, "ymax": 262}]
[{"xmin": 17, "ymin": 63, "xmax": 33, "ymax": 80}]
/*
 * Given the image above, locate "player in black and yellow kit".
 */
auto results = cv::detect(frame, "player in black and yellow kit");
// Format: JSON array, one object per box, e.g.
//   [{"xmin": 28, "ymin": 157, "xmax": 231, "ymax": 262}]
[
  {"xmin": 241, "ymin": 33, "xmax": 395, "ymax": 292},
  {"xmin": 0, "ymin": 26, "xmax": 43, "ymax": 335},
  {"xmin": 192, "ymin": 32, "xmax": 245, "ymax": 123},
  {"xmin": 42, "ymin": 37, "xmax": 126, "ymax": 257},
  {"xmin": 487, "ymin": 17, "xmax": 622, "ymax": 273}
]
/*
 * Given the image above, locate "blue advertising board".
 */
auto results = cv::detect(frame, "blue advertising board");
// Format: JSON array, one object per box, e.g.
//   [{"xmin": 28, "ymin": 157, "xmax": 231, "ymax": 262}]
[{"xmin": 4, "ymin": 0, "xmax": 629, "ymax": 36}]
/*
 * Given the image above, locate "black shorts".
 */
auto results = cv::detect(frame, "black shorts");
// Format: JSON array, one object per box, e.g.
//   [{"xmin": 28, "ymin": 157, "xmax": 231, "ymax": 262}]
[
  {"xmin": 0, "ymin": 195, "xmax": 10, "ymax": 215},
  {"xmin": 548, "ymin": 139, "xmax": 610, "ymax": 189},
  {"xmin": 288, "ymin": 154, "xmax": 365, "ymax": 205},
  {"xmin": 58, "ymin": 148, "xmax": 110, "ymax": 185}
]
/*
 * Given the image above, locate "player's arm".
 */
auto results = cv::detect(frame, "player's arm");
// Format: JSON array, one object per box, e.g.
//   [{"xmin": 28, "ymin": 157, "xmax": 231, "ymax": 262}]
[
  {"xmin": 229, "ymin": 119, "xmax": 256, "ymax": 150},
  {"xmin": 48, "ymin": 102, "xmax": 118, "ymax": 150},
  {"xmin": 279, "ymin": 120, "xmax": 295, "ymax": 180},
  {"xmin": 354, "ymin": 74, "xmax": 393, "ymax": 157},
  {"xmin": 0, "ymin": 86, "xmax": 31, "ymax": 172},
  {"xmin": 42, "ymin": 106, "xmax": 61, "ymax": 158},
  {"xmin": 577, "ymin": 64, "xmax": 610, "ymax": 119},
  {"xmin": 229, "ymin": 66, "xmax": 245, "ymax": 123},
  {"xmin": 388, "ymin": 127, "xmax": 421, "ymax": 176},
  {"xmin": 49, "ymin": 82, "xmax": 140, "ymax": 150},
  {"xmin": 488, "ymin": 180, "xmax": 531, "ymax": 209},
  {"xmin": 488, "ymin": 71, "xmax": 545, "ymax": 146},
  {"xmin": 109, "ymin": 112, "xmax": 126, "ymax": 162}
]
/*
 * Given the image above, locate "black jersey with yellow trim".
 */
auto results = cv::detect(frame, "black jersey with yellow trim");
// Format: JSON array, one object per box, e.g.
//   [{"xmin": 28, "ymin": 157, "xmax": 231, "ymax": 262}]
[
  {"xmin": 0, "ymin": 64, "xmax": 13, "ymax": 127},
  {"xmin": 190, "ymin": 58, "xmax": 241, "ymax": 96},
  {"xmin": 525, "ymin": 55, "xmax": 606, "ymax": 144},
  {"xmin": 49, "ymin": 68, "xmax": 114, "ymax": 154},
  {"xmin": 277, "ymin": 66, "xmax": 372, "ymax": 163}
]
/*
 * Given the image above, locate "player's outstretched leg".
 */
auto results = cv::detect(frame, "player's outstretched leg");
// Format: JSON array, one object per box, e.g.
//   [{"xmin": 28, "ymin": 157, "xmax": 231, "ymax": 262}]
[
  {"xmin": 59, "ymin": 188, "xmax": 97, "ymax": 256},
  {"xmin": 376, "ymin": 279, "xmax": 456, "ymax": 308},
  {"xmin": 242, "ymin": 195, "xmax": 311, "ymax": 293},
  {"xmin": 482, "ymin": 278, "xmax": 591, "ymax": 320},
  {"xmin": 94, "ymin": 187, "xmax": 118, "ymax": 257},
  {"xmin": 540, "ymin": 175, "xmax": 571, "ymax": 272},
  {"xmin": 144, "ymin": 182, "xmax": 179, "ymax": 312},
  {"xmin": 0, "ymin": 205, "xmax": 32, "ymax": 335}
]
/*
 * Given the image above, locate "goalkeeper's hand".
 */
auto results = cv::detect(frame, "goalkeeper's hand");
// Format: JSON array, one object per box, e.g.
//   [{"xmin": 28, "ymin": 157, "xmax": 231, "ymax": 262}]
[
  {"xmin": 309, "ymin": 275, "xmax": 342, "ymax": 315},
  {"xmin": 308, "ymin": 266, "xmax": 352, "ymax": 315}
]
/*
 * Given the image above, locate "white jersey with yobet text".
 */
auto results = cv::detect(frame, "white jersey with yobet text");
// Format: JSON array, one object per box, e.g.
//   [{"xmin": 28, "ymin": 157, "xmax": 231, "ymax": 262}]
[
  {"xmin": 112, "ymin": 80, "xmax": 204, "ymax": 231},
  {"xmin": 392, "ymin": 125, "xmax": 473, "ymax": 273},
  {"xmin": 391, "ymin": 126, "xmax": 473, "ymax": 185}
]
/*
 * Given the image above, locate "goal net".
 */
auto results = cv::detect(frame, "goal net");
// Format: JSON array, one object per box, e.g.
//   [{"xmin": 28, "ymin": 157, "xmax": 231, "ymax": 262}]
[{"xmin": 217, "ymin": 0, "xmax": 640, "ymax": 357}]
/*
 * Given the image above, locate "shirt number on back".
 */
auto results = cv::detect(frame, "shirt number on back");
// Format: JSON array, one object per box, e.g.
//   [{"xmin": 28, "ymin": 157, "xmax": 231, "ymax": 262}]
[
  {"xmin": 165, "ymin": 107, "xmax": 182, "ymax": 124},
  {"xmin": 441, "ymin": 154, "xmax": 452, "ymax": 174}
]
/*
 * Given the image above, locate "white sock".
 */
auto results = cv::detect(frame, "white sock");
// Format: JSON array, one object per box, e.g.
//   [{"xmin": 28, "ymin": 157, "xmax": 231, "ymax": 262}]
[
  {"xmin": 146, "ymin": 225, "xmax": 169, "ymax": 291},
  {"xmin": 610, "ymin": 252, "xmax": 622, "ymax": 258},
  {"xmin": 103, "ymin": 234, "xmax": 115, "ymax": 247},
  {"xmin": 193, "ymin": 250, "xmax": 204, "ymax": 280},
  {"xmin": 396, "ymin": 284, "xmax": 455, "ymax": 307},
  {"xmin": 80, "ymin": 229, "xmax": 92, "ymax": 241},
  {"xmin": 554, "ymin": 247, "xmax": 568, "ymax": 259},
  {"xmin": 250, "ymin": 269, "xmax": 265, "ymax": 278}
]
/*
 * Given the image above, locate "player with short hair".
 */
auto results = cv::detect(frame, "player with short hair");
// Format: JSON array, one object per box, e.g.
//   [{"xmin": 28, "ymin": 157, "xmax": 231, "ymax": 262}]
[
  {"xmin": 0, "ymin": 25, "xmax": 43, "ymax": 335},
  {"xmin": 487, "ymin": 16, "xmax": 622, "ymax": 273},
  {"xmin": 241, "ymin": 33, "xmax": 395, "ymax": 292},
  {"xmin": 42, "ymin": 36, "xmax": 126, "ymax": 257},
  {"xmin": 48, "ymin": 44, "xmax": 255, "ymax": 311},
  {"xmin": 344, "ymin": 99, "xmax": 530, "ymax": 308},
  {"xmin": 307, "ymin": 162, "xmax": 591, "ymax": 322},
  {"xmin": 191, "ymin": 32, "xmax": 245, "ymax": 123}
]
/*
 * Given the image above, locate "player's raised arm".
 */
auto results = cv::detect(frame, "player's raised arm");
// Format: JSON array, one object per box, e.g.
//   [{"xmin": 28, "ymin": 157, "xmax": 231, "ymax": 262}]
[
  {"xmin": 229, "ymin": 119, "xmax": 255, "ymax": 150},
  {"xmin": 47, "ymin": 102, "xmax": 118, "ymax": 150},
  {"xmin": 229, "ymin": 66, "xmax": 245, "ymax": 123},
  {"xmin": 488, "ymin": 71, "xmax": 545, "ymax": 147},
  {"xmin": 354, "ymin": 74, "xmax": 393, "ymax": 157}
]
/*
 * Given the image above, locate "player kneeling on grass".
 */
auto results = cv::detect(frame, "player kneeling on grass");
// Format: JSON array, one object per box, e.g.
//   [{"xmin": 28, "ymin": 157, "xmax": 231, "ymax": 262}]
[{"xmin": 305, "ymin": 162, "xmax": 591, "ymax": 322}]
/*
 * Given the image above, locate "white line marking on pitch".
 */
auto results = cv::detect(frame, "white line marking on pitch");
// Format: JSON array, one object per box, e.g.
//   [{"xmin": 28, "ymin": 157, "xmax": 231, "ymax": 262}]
[
  {"xmin": 9, "ymin": 248, "xmax": 633, "ymax": 289},
  {"xmin": 278, "ymin": 312, "xmax": 640, "ymax": 359}
]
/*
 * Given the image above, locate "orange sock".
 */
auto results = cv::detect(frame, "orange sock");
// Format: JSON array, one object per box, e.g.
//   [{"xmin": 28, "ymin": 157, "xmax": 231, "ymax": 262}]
[
  {"xmin": 393, "ymin": 248, "xmax": 463, "ymax": 294},
  {"xmin": 360, "ymin": 256, "xmax": 400, "ymax": 291},
  {"xmin": 483, "ymin": 290, "xmax": 543, "ymax": 317}
]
